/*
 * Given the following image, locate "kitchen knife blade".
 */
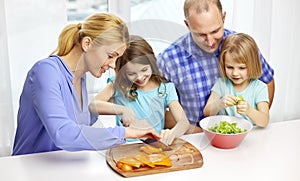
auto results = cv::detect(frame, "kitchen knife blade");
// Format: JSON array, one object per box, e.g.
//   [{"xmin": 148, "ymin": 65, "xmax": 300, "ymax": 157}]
[{"xmin": 140, "ymin": 138, "xmax": 172, "ymax": 151}]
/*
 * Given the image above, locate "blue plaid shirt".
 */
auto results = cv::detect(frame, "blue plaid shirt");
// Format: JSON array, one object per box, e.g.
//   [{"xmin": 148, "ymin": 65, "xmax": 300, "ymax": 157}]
[{"xmin": 157, "ymin": 29, "xmax": 274, "ymax": 124}]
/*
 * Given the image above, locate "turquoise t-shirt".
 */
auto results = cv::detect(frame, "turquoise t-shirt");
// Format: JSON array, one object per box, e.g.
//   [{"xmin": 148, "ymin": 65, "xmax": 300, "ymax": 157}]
[
  {"xmin": 211, "ymin": 78, "xmax": 269, "ymax": 125},
  {"xmin": 108, "ymin": 77, "xmax": 178, "ymax": 138}
]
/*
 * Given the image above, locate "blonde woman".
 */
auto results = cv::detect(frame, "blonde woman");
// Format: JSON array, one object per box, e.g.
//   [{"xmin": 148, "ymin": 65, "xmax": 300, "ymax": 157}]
[
  {"xmin": 203, "ymin": 33, "xmax": 270, "ymax": 127},
  {"xmin": 13, "ymin": 13, "xmax": 159, "ymax": 156}
]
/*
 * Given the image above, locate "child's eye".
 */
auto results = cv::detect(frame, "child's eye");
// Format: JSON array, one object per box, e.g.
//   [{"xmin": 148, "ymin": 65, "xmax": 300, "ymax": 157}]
[{"xmin": 141, "ymin": 68, "xmax": 148, "ymax": 72}]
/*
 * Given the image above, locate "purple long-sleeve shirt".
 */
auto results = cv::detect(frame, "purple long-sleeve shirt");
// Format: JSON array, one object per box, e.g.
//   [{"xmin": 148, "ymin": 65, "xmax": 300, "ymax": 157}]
[{"xmin": 12, "ymin": 55, "xmax": 125, "ymax": 155}]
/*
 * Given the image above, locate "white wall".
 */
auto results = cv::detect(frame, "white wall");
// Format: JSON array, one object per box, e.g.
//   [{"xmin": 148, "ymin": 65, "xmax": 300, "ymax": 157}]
[
  {"xmin": 0, "ymin": 0, "xmax": 14, "ymax": 156},
  {"xmin": 269, "ymin": 0, "xmax": 300, "ymax": 121},
  {"xmin": 5, "ymin": 0, "xmax": 67, "ymax": 126},
  {"xmin": 0, "ymin": 0, "xmax": 67, "ymax": 156}
]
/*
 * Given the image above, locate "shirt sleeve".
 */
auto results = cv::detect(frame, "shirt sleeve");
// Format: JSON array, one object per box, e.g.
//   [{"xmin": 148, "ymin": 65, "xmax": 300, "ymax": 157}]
[
  {"xmin": 258, "ymin": 50, "xmax": 274, "ymax": 83},
  {"xmin": 89, "ymin": 113, "xmax": 99, "ymax": 125},
  {"xmin": 107, "ymin": 76, "xmax": 115, "ymax": 83},
  {"xmin": 255, "ymin": 80, "xmax": 269, "ymax": 104},
  {"xmin": 30, "ymin": 61, "xmax": 125, "ymax": 151},
  {"xmin": 211, "ymin": 78, "xmax": 225, "ymax": 97},
  {"xmin": 165, "ymin": 82, "xmax": 179, "ymax": 105},
  {"xmin": 157, "ymin": 53, "xmax": 171, "ymax": 81}
]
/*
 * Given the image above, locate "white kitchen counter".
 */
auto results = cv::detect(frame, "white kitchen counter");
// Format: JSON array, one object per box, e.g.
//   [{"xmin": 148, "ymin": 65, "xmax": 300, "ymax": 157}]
[{"xmin": 1, "ymin": 119, "xmax": 299, "ymax": 181}]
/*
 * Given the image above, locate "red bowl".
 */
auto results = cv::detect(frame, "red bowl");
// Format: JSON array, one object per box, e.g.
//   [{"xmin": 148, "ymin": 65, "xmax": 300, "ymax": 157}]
[{"xmin": 200, "ymin": 115, "xmax": 253, "ymax": 149}]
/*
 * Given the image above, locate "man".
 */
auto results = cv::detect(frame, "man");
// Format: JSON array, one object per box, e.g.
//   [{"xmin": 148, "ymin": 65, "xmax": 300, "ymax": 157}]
[{"xmin": 157, "ymin": 0, "xmax": 275, "ymax": 133}]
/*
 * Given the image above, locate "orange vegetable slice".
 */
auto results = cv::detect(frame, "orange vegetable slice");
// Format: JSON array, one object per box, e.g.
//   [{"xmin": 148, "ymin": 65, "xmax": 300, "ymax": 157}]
[
  {"xmin": 140, "ymin": 145, "xmax": 163, "ymax": 154},
  {"xmin": 118, "ymin": 156, "xmax": 142, "ymax": 168},
  {"xmin": 134, "ymin": 154, "xmax": 156, "ymax": 168},
  {"xmin": 148, "ymin": 153, "xmax": 172, "ymax": 167}
]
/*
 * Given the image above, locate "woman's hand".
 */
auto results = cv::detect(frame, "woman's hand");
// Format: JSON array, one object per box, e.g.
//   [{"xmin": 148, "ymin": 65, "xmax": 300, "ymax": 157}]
[{"xmin": 124, "ymin": 120, "xmax": 160, "ymax": 140}]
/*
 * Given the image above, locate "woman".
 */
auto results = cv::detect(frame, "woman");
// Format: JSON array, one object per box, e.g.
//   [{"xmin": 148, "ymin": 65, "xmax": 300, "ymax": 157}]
[{"xmin": 12, "ymin": 13, "xmax": 159, "ymax": 156}]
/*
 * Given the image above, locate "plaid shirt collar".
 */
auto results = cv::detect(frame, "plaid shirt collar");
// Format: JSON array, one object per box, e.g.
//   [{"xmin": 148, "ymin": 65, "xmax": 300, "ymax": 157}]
[
  {"xmin": 184, "ymin": 32, "xmax": 223, "ymax": 59},
  {"xmin": 184, "ymin": 29, "xmax": 230, "ymax": 59}
]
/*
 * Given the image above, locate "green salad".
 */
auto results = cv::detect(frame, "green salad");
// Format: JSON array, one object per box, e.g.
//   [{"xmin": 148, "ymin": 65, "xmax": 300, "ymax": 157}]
[
  {"xmin": 236, "ymin": 95, "xmax": 245, "ymax": 103},
  {"xmin": 208, "ymin": 120, "xmax": 247, "ymax": 134}
]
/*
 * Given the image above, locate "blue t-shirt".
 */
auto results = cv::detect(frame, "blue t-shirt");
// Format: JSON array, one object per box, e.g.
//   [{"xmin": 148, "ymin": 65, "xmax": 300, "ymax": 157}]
[
  {"xmin": 108, "ymin": 77, "xmax": 178, "ymax": 135},
  {"xmin": 211, "ymin": 78, "xmax": 269, "ymax": 125}
]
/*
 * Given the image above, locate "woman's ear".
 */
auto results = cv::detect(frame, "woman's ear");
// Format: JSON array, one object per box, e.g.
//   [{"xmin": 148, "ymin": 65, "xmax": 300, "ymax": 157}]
[
  {"xmin": 222, "ymin": 11, "xmax": 226, "ymax": 23},
  {"xmin": 81, "ymin": 37, "xmax": 92, "ymax": 52},
  {"xmin": 184, "ymin": 19, "xmax": 189, "ymax": 29}
]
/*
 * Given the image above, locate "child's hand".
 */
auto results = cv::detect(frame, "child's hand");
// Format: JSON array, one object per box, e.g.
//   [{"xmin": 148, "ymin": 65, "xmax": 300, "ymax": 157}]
[
  {"xmin": 236, "ymin": 101, "xmax": 250, "ymax": 115},
  {"xmin": 160, "ymin": 129, "xmax": 175, "ymax": 146},
  {"xmin": 121, "ymin": 107, "xmax": 137, "ymax": 127},
  {"xmin": 221, "ymin": 94, "xmax": 237, "ymax": 108}
]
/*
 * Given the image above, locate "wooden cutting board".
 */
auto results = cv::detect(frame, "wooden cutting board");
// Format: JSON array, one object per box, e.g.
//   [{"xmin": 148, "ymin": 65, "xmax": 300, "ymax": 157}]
[{"xmin": 106, "ymin": 138, "xmax": 203, "ymax": 177}]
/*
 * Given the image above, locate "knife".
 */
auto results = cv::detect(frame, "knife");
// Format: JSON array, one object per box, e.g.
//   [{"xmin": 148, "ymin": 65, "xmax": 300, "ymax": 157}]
[{"xmin": 140, "ymin": 138, "xmax": 172, "ymax": 151}]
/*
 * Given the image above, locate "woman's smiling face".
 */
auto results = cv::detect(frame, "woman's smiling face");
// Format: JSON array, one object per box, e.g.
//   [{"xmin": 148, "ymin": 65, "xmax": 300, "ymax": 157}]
[
  {"xmin": 84, "ymin": 42, "xmax": 127, "ymax": 78},
  {"xmin": 124, "ymin": 61, "xmax": 152, "ymax": 88}
]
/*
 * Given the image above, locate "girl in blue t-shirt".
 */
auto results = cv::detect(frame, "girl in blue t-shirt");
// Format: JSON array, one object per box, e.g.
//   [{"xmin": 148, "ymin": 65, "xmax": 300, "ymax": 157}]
[
  {"xmin": 203, "ymin": 33, "xmax": 270, "ymax": 127},
  {"xmin": 90, "ymin": 35, "xmax": 190, "ymax": 145}
]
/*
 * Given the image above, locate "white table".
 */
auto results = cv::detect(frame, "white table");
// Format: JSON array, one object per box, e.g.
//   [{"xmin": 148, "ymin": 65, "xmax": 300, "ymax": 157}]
[{"xmin": 1, "ymin": 119, "xmax": 299, "ymax": 181}]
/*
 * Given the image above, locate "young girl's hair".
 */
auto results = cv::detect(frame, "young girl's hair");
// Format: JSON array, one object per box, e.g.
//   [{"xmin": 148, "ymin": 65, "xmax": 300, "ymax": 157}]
[
  {"xmin": 219, "ymin": 33, "xmax": 262, "ymax": 80},
  {"xmin": 115, "ymin": 35, "xmax": 167, "ymax": 100},
  {"xmin": 50, "ymin": 13, "xmax": 129, "ymax": 56}
]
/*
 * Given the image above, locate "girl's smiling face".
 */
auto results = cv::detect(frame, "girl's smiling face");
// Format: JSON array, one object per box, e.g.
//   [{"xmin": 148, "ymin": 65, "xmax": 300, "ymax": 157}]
[
  {"xmin": 124, "ymin": 62, "xmax": 152, "ymax": 88},
  {"xmin": 224, "ymin": 53, "xmax": 249, "ymax": 87}
]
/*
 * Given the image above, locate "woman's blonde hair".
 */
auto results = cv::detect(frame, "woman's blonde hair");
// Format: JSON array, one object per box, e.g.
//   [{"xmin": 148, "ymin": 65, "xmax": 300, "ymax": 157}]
[
  {"xmin": 115, "ymin": 35, "xmax": 167, "ymax": 101},
  {"xmin": 50, "ymin": 12, "xmax": 129, "ymax": 56},
  {"xmin": 219, "ymin": 33, "xmax": 262, "ymax": 80}
]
